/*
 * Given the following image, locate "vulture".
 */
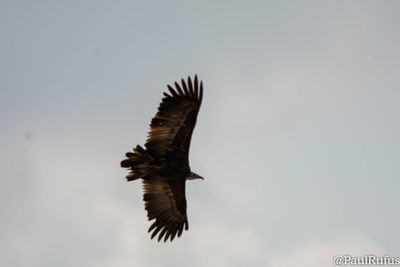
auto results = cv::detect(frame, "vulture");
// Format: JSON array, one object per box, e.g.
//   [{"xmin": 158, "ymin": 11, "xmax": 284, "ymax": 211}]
[{"xmin": 121, "ymin": 75, "xmax": 204, "ymax": 242}]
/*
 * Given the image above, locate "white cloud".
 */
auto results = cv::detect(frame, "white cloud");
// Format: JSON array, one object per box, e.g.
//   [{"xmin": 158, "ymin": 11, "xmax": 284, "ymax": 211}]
[
  {"xmin": 266, "ymin": 234, "xmax": 384, "ymax": 267},
  {"xmin": 189, "ymin": 223, "xmax": 265, "ymax": 267},
  {"xmin": 94, "ymin": 198, "xmax": 152, "ymax": 267}
]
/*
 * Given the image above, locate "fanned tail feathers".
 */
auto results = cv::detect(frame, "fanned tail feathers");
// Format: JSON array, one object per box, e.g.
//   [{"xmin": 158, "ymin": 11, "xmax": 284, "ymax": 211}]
[{"xmin": 121, "ymin": 145, "xmax": 153, "ymax": 181}]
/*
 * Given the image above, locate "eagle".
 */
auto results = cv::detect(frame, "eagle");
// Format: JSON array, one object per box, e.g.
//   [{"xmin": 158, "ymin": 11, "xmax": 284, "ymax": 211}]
[{"xmin": 121, "ymin": 75, "xmax": 204, "ymax": 242}]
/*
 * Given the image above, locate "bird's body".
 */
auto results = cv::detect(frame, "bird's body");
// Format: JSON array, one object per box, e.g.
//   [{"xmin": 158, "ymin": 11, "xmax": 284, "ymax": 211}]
[{"xmin": 121, "ymin": 75, "xmax": 203, "ymax": 242}]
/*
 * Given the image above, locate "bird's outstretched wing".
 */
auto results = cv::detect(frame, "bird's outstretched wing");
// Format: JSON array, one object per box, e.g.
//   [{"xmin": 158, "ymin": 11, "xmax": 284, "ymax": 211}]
[
  {"xmin": 143, "ymin": 179, "xmax": 188, "ymax": 242},
  {"xmin": 145, "ymin": 75, "xmax": 203, "ymax": 163}
]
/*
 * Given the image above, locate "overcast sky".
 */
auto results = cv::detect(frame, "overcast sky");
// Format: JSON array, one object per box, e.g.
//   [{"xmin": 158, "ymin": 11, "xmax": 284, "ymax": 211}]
[{"xmin": 1, "ymin": 1, "xmax": 400, "ymax": 266}]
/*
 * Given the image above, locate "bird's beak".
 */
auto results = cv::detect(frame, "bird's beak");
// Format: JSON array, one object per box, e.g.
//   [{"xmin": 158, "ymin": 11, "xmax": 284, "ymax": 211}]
[
  {"xmin": 194, "ymin": 173, "xmax": 204, "ymax": 180},
  {"xmin": 189, "ymin": 173, "xmax": 204, "ymax": 180}
]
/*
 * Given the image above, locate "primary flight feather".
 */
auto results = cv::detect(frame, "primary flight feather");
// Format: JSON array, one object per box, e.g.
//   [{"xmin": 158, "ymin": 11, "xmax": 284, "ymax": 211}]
[{"xmin": 121, "ymin": 75, "xmax": 204, "ymax": 242}]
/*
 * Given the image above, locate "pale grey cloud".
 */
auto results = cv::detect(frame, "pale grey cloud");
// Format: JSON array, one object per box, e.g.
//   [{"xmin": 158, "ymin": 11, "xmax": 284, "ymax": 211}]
[{"xmin": 266, "ymin": 234, "xmax": 384, "ymax": 267}]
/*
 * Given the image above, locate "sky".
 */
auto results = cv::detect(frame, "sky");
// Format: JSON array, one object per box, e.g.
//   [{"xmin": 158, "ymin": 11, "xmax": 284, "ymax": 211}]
[{"xmin": 1, "ymin": 1, "xmax": 400, "ymax": 266}]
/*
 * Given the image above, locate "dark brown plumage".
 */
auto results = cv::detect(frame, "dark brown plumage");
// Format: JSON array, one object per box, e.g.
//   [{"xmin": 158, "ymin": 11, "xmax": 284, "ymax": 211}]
[{"xmin": 121, "ymin": 75, "xmax": 204, "ymax": 242}]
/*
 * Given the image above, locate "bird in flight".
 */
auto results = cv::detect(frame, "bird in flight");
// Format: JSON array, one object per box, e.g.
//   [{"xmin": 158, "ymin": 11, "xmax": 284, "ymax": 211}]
[{"xmin": 121, "ymin": 75, "xmax": 204, "ymax": 242}]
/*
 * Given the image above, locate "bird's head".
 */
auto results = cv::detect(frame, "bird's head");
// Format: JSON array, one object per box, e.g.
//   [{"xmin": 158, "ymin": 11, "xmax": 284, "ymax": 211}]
[{"xmin": 187, "ymin": 172, "xmax": 204, "ymax": 180}]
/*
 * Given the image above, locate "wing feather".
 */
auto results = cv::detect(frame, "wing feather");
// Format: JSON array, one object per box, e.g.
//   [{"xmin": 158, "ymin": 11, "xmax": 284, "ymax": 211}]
[
  {"xmin": 143, "ymin": 179, "xmax": 188, "ymax": 242},
  {"xmin": 174, "ymin": 81, "xmax": 184, "ymax": 95},
  {"xmin": 167, "ymin": 85, "xmax": 179, "ymax": 97},
  {"xmin": 145, "ymin": 75, "xmax": 203, "ymax": 160}
]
